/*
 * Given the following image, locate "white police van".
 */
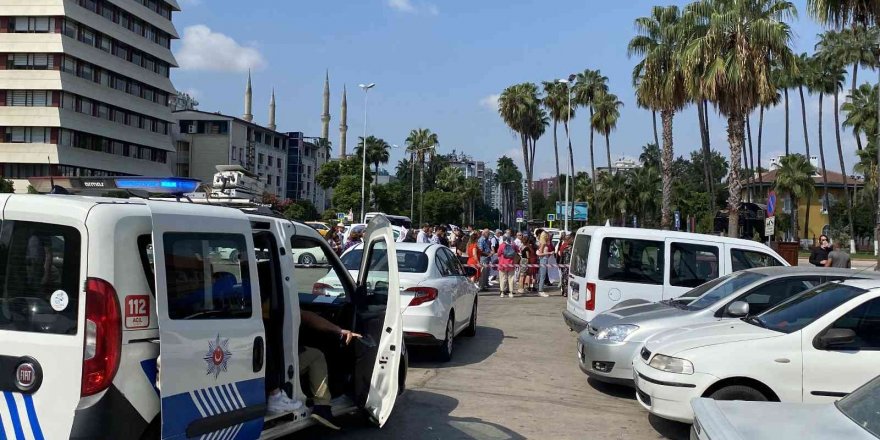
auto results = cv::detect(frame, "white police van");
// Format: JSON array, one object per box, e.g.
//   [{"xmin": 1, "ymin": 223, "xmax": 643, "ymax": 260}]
[{"xmin": 0, "ymin": 177, "xmax": 406, "ymax": 439}]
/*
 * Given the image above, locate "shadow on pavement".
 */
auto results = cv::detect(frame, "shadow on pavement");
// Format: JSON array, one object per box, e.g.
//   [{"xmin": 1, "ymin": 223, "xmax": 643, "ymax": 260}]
[
  {"xmin": 409, "ymin": 325, "xmax": 505, "ymax": 367},
  {"xmin": 587, "ymin": 378, "xmax": 636, "ymax": 400},
  {"xmin": 295, "ymin": 390, "xmax": 527, "ymax": 440},
  {"xmin": 648, "ymin": 414, "xmax": 691, "ymax": 440}
]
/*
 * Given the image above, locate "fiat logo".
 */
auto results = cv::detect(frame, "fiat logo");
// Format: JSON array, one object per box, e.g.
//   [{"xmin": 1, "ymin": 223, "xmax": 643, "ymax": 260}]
[{"xmin": 15, "ymin": 363, "xmax": 36, "ymax": 391}]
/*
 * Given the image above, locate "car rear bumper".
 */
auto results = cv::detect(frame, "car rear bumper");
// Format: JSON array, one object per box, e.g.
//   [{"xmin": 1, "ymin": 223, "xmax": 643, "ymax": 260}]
[
  {"xmin": 563, "ymin": 310, "xmax": 588, "ymax": 333},
  {"xmin": 403, "ymin": 306, "xmax": 447, "ymax": 342}
]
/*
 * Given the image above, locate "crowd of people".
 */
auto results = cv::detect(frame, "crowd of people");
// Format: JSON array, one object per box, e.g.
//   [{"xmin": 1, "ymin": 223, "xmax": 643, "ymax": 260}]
[{"xmin": 321, "ymin": 221, "xmax": 575, "ymax": 296}]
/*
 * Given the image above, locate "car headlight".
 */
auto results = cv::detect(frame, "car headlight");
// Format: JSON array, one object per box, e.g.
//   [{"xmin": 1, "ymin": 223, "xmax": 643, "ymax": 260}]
[
  {"xmin": 648, "ymin": 354, "xmax": 694, "ymax": 375},
  {"xmin": 595, "ymin": 324, "xmax": 639, "ymax": 342}
]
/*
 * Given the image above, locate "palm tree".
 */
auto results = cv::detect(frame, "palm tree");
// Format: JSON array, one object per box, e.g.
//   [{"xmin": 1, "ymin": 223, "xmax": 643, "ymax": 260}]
[
  {"xmin": 461, "ymin": 178, "xmax": 482, "ymax": 224},
  {"xmin": 807, "ymin": 55, "xmax": 847, "ymax": 232},
  {"xmin": 405, "ymin": 128, "xmax": 438, "ymax": 224},
  {"xmin": 591, "ymin": 91, "xmax": 623, "ymax": 173},
  {"xmin": 682, "ymin": 0, "xmax": 797, "ymax": 237},
  {"xmin": 498, "ymin": 83, "xmax": 542, "ymax": 219},
  {"xmin": 842, "ymin": 83, "xmax": 879, "ymax": 144},
  {"xmin": 807, "ymin": 0, "xmax": 879, "ymax": 28},
  {"xmin": 542, "ymin": 81, "xmax": 571, "ymax": 202},
  {"xmin": 639, "ymin": 143, "xmax": 661, "ymax": 169},
  {"xmin": 628, "ymin": 165, "xmax": 662, "ymax": 226},
  {"xmin": 816, "ymin": 38, "xmax": 856, "ymax": 248},
  {"xmin": 573, "ymin": 69, "xmax": 609, "ymax": 181},
  {"xmin": 355, "ymin": 136, "xmax": 390, "ymax": 185},
  {"xmin": 629, "ymin": 5, "xmax": 688, "ymax": 230},
  {"xmin": 756, "ymin": 89, "xmax": 782, "ymax": 200},
  {"xmin": 596, "ymin": 172, "xmax": 629, "ymax": 225},
  {"xmin": 436, "ymin": 166, "xmax": 463, "ymax": 192},
  {"xmin": 771, "ymin": 62, "xmax": 793, "ymax": 156},
  {"xmin": 775, "ymin": 154, "xmax": 817, "ymax": 242}
]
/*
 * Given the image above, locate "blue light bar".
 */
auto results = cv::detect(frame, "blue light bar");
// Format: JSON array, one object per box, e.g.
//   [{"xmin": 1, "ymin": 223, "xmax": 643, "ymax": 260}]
[{"xmin": 114, "ymin": 178, "xmax": 200, "ymax": 193}]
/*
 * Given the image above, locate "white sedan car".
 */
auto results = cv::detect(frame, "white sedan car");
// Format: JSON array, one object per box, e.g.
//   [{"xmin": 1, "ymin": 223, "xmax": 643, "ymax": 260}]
[{"xmin": 318, "ymin": 242, "xmax": 478, "ymax": 361}]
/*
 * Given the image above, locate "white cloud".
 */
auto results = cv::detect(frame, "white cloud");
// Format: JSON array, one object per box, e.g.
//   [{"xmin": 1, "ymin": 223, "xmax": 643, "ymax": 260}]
[
  {"xmin": 176, "ymin": 25, "xmax": 267, "ymax": 73},
  {"xmin": 479, "ymin": 94, "xmax": 500, "ymax": 111},
  {"xmin": 387, "ymin": 0, "xmax": 438, "ymax": 15}
]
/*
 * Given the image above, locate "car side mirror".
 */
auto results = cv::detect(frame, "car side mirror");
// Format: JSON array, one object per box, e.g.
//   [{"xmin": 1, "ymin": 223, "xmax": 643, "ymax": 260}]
[
  {"xmin": 817, "ymin": 328, "xmax": 856, "ymax": 349},
  {"xmin": 727, "ymin": 301, "xmax": 750, "ymax": 317},
  {"xmin": 463, "ymin": 266, "xmax": 477, "ymax": 277}
]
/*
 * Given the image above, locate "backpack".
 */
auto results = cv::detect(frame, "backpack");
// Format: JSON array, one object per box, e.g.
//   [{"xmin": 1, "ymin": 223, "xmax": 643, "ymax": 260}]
[{"xmin": 503, "ymin": 243, "xmax": 517, "ymax": 259}]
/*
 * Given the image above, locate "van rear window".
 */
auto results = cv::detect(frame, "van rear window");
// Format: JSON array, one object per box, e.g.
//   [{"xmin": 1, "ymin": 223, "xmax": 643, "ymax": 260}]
[
  {"xmin": 570, "ymin": 234, "xmax": 591, "ymax": 278},
  {"xmin": 0, "ymin": 221, "xmax": 82, "ymax": 335},
  {"xmin": 599, "ymin": 237, "xmax": 664, "ymax": 285}
]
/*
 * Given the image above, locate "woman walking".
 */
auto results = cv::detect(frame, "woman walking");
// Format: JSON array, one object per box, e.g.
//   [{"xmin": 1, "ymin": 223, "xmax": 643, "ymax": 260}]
[
  {"xmin": 536, "ymin": 232, "xmax": 551, "ymax": 297},
  {"xmin": 557, "ymin": 233, "xmax": 573, "ymax": 297},
  {"xmin": 519, "ymin": 237, "xmax": 537, "ymax": 293},
  {"xmin": 466, "ymin": 231, "xmax": 481, "ymax": 285}
]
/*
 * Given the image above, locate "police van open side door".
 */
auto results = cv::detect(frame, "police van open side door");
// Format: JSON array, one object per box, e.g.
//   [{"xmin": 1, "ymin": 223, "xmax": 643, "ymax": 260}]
[
  {"xmin": 353, "ymin": 215, "xmax": 402, "ymax": 427},
  {"xmin": 147, "ymin": 201, "xmax": 267, "ymax": 440}
]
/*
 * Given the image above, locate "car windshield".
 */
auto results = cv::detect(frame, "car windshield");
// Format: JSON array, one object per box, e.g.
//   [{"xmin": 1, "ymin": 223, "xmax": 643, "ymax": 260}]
[
  {"xmin": 836, "ymin": 375, "xmax": 880, "ymax": 438},
  {"xmin": 752, "ymin": 283, "xmax": 867, "ymax": 334},
  {"xmin": 341, "ymin": 249, "xmax": 429, "ymax": 273},
  {"xmin": 685, "ymin": 272, "xmax": 767, "ymax": 311}
]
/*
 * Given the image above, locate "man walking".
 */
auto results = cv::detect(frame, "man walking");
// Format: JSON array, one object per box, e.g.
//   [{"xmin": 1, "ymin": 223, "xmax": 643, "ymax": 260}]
[{"xmin": 416, "ymin": 223, "xmax": 432, "ymax": 244}]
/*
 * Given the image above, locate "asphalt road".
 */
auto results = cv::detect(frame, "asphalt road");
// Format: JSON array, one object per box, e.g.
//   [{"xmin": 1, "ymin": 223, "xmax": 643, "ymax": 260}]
[{"xmin": 297, "ymin": 286, "xmax": 690, "ymax": 440}]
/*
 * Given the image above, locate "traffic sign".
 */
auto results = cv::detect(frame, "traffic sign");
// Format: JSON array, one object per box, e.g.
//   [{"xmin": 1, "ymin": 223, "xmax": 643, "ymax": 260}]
[
  {"xmin": 336, "ymin": 212, "xmax": 345, "ymax": 220},
  {"xmin": 516, "ymin": 217, "xmax": 524, "ymax": 223},
  {"xmin": 765, "ymin": 217, "xmax": 775, "ymax": 236},
  {"xmin": 674, "ymin": 211, "xmax": 681, "ymax": 231},
  {"xmin": 767, "ymin": 191, "xmax": 777, "ymax": 217},
  {"xmin": 547, "ymin": 214, "xmax": 556, "ymax": 222}
]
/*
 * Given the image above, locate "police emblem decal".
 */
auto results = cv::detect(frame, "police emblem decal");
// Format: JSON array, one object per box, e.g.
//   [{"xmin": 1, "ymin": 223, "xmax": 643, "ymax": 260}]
[{"xmin": 203, "ymin": 334, "xmax": 232, "ymax": 379}]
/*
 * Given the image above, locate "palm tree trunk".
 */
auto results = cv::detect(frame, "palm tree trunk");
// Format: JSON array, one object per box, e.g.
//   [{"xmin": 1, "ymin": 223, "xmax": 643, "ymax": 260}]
[
  {"xmin": 758, "ymin": 106, "xmax": 765, "ymax": 200},
  {"xmin": 726, "ymin": 113, "xmax": 745, "ymax": 238},
  {"xmin": 698, "ymin": 100, "xmax": 715, "ymax": 213},
  {"xmin": 799, "ymin": 84, "xmax": 812, "ymax": 241},
  {"xmin": 589, "ymin": 106, "xmax": 597, "ymax": 179},
  {"xmin": 419, "ymin": 159, "xmax": 425, "ymax": 225},
  {"xmin": 817, "ymin": 92, "xmax": 831, "ymax": 234},
  {"xmin": 565, "ymin": 120, "xmax": 574, "ymax": 194},
  {"xmin": 553, "ymin": 120, "xmax": 562, "ymax": 203},
  {"xmin": 834, "ymin": 89, "xmax": 855, "ymax": 251},
  {"xmin": 652, "ymin": 110, "xmax": 659, "ymax": 147},
  {"xmin": 521, "ymin": 133, "xmax": 533, "ymax": 220},
  {"xmin": 851, "ymin": 60, "xmax": 863, "ymax": 151},
  {"xmin": 410, "ymin": 154, "xmax": 415, "ymax": 220},
  {"xmin": 746, "ymin": 115, "xmax": 755, "ymax": 203},
  {"xmin": 605, "ymin": 131, "xmax": 612, "ymax": 173},
  {"xmin": 791, "ymin": 193, "xmax": 799, "ymax": 242},
  {"xmin": 660, "ymin": 109, "xmax": 674, "ymax": 230},
  {"xmin": 784, "ymin": 88, "xmax": 790, "ymax": 155}
]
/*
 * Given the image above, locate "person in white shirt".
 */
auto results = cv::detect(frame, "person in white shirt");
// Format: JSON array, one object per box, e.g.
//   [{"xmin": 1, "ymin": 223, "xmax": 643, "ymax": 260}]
[{"xmin": 416, "ymin": 224, "xmax": 432, "ymax": 244}]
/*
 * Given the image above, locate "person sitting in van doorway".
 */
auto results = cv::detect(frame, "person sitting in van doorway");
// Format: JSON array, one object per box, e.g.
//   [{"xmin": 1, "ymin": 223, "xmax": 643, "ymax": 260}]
[{"xmin": 809, "ymin": 235, "xmax": 832, "ymax": 267}]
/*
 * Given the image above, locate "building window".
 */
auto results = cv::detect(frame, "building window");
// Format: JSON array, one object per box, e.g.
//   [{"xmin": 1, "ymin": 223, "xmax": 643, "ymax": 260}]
[
  {"xmin": 8, "ymin": 53, "xmax": 53, "ymax": 70},
  {"xmin": 267, "ymin": 156, "xmax": 273, "ymax": 167},
  {"xmin": 13, "ymin": 17, "xmax": 54, "ymax": 33},
  {"xmin": 6, "ymin": 90, "xmax": 50, "ymax": 106},
  {"xmin": 5, "ymin": 127, "xmax": 50, "ymax": 143}
]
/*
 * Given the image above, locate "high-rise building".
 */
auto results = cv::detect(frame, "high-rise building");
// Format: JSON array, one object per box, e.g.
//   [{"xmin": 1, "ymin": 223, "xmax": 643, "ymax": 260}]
[
  {"xmin": 532, "ymin": 177, "xmax": 558, "ymax": 198},
  {"xmin": 285, "ymin": 131, "xmax": 328, "ymax": 211},
  {"xmin": 0, "ymin": 0, "xmax": 180, "ymax": 190}
]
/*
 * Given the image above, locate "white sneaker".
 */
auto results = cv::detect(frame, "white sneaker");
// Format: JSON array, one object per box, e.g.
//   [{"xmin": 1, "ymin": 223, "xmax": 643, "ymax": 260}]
[
  {"xmin": 508, "ymin": 293, "xmax": 514, "ymax": 298},
  {"xmin": 267, "ymin": 392, "xmax": 302, "ymax": 415},
  {"xmin": 539, "ymin": 292, "xmax": 549, "ymax": 297}
]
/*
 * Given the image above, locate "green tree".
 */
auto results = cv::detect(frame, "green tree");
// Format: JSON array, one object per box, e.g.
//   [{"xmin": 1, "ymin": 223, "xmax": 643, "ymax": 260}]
[
  {"xmin": 807, "ymin": 0, "xmax": 879, "ymax": 28},
  {"xmin": 354, "ymin": 136, "xmax": 391, "ymax": 186},
  {"xmin": 405, "ymin": 128, "xmax": 439, "ymax": 224},
  {"xmin": 774, "ymin": 154, "xmax": 817, "ymax": 241},
  {"xmin": 596, "ymin": 171, "xmax": 629, "ymax": 225},
  {"xmin": 591, "ymin": 91, "xmax": 623, "ymax": 173},
  {"xmin": 628, "ymin": 165, "xmax": 662, "ymax": 227},
  {"xmin": 498, "ymin": 83, "xmax": 542, "ymax": 219},
  {"xmin": 316, "ymin": 161, "xmax": 341, "ymax": 190},
  {"xmin": 543, "ymin": 80, "xmax": 575, "ymax": 202},
  {"xmin": 283, "ymin": 200, "xmax": 318, "ymax": 221},
  {"xmin": 421, "ymin": 191, "xmax": 463, "ymax": 225},
  {"xmin": 682, "ymin": 0, "xmax": 797, "ymax": 237},
  {"xmin": 573, "ymin": 69, "xmax": 609, "ymax": 182},
  {"xmin": 436, "ymin": 166, "xmax": 464, "ymax": 192},
  {"xmin": 843, "ymin": 83, "xmax": 879, "ymax": 149},
  {"xmin": 332, "ymin": 175, "xmax": 369, "ymax": 215},
  {"xmin": 629, "ymin": 4, "xmax": 689, "ymax": 230},
  {"xmin": 0, "ymin": 179, "xmax": 14, "ymax": 193}
]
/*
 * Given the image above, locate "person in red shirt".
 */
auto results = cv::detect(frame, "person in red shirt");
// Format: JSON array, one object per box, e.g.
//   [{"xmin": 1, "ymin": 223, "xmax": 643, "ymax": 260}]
[{"xmin": 497, "ymin": 238, "xmax": 520, "ymax": 298}]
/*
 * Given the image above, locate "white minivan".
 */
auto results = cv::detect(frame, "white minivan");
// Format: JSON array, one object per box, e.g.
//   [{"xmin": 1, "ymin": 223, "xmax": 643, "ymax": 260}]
[{"xmin": 563, "ymin": 226, "xmax": 787, "ymax": 333}]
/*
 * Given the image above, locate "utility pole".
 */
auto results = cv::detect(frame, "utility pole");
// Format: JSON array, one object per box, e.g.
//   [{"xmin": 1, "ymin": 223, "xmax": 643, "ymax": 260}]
[{"xmin": 875, "ymin": 42, "xmax": 880, "ymax": 270}]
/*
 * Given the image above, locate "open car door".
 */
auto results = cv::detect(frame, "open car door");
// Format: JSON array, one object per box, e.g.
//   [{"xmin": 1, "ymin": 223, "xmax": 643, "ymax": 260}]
[
  {"xmin": 352, "ymin": 215, "xmax": 403, "ymax": 426},
  {"xmin": 147, "ymin": 201, "xmax": 267, "ymax": 440}
]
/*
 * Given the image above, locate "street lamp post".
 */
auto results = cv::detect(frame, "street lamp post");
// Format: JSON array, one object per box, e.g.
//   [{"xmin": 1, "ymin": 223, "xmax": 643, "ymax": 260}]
[
  {"xmin": 358, "ymin": 83, "xmax": 375, "ymax": 223},
  {"xmin": 558, "ymin": 75, "xmax": 576, "ymax": 233}
]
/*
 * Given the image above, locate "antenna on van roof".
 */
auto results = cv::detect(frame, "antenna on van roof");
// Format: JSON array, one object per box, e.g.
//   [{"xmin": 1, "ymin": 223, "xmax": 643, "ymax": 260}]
[{"xmin": 46, "ymin": 156, "xmax": 70, "ymax": 194}]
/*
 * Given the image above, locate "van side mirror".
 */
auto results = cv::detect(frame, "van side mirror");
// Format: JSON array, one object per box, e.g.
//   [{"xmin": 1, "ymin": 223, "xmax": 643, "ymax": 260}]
[
  {"xmin": 463, "ymin": 266, "xmax": 477, "ymax": 278},
  {"xmin": 726, "ymin": 301, "xmax": 750, "ymax": 317},
  {"xmin": 817, "ymin": 328, "xmax": 856, "ymax": 349}
]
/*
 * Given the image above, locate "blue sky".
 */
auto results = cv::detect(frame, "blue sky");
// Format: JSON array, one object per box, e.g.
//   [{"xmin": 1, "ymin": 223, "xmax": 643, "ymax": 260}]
[{"xmin": 171, "ymin": 0, "xmax": 868, "ymax": 179}]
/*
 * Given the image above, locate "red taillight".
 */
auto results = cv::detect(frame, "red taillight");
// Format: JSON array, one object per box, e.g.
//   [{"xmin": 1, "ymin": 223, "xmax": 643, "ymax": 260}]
[
  {"xmin": 82, "ymin": 278, "xmax": 122, "ymax": 397},
  {"xmin": 586, "ymin": 282, "xmax": 596, "ymax": 311},
  {"xmin": 312, "ymin": 283, "xmax": 332, "ymax": 296},
  {"xmin": 406, "ymin": 287, "xmax": 438, "ymax": 307}
]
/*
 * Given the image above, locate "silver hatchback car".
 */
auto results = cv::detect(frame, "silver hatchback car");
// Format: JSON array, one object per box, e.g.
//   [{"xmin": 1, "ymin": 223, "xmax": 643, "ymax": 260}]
[{"xmin": 576, "ymin": 266, "xmax": 880, "ymax": 386}]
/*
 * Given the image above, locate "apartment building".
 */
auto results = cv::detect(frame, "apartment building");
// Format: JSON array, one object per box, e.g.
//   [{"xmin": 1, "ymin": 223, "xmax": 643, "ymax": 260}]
[{"xmin": 0, "ymin": 0, "xmax": 180, "ymax": 190}]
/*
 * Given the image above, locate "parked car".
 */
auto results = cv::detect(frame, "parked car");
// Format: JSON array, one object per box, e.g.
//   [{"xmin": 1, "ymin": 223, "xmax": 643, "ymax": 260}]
[
  {"xmin": 563, "ymin": 226, "xmax": 788, "ymax": 333},
  {"xmin": 633, "ymin": 278, "xmax": 880, "ymax": 423},
  {"xmin": 577, "ymin": 267, "xmax": 878, "ymax": 386},
  {"xmin": 691, "ymin": 374, "xmax": 880, "ymax": 440},
  {"xmin": 317, "ymin": 243, "xmax": 479, "ymax": 361},
  {"xmin": 344, "ymin": 223, "xmax": 405, "ymax": 243},
  {"xmin": 305, "ymin": 221, "xmax": 331, "ymax": 237}
]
